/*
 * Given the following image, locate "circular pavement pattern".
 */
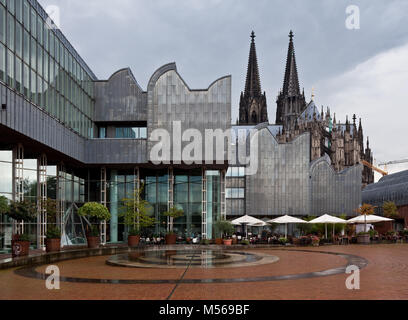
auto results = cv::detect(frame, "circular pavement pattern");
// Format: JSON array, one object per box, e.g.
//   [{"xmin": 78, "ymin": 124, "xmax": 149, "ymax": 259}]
[
  {"xmin": 106, "ymin": 250, "xmax": 280, "ymax": 269},
  {"xmin": 15, "ymin": 248, "xmax": 368, "ymax": 285}
]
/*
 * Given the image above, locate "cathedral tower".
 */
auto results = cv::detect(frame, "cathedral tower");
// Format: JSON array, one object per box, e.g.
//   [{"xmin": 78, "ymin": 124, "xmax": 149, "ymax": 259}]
[
  {"xmin": 239, "ymin": 31, "xmax": 268, "ymax": 125},
  {"xmin": 276, "ymin": 31, "xmax": 306, "ymax": 129}
]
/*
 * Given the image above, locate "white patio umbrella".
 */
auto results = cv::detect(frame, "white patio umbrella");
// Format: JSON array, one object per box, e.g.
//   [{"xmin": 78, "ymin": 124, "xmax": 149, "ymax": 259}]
[
  {"xmin": 231, "ymin": 215, "xmax": 266, "ymax": 237},
  {"xmin": 308, "ymin": 214, "xmax": 346, "ymax": 239},
  {"xmin": 347, "ymin": 215, "xmax": 394, "ymax": 224},
  {"xmin": 267, "ymin": 215, "xmax": 308, "ymax": 239}
]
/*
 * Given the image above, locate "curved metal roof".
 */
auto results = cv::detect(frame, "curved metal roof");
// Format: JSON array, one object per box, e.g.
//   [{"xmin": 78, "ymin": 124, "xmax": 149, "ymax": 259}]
[{"xmin": 362, "ymin": 170, "xmax": 408, "ymax": 206}]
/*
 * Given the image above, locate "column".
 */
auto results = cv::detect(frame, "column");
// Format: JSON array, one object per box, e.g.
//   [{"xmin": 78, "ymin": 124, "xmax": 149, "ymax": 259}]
[{"xmin": 109, "ymin": 170, "xmax": 118, "ymax": 243}]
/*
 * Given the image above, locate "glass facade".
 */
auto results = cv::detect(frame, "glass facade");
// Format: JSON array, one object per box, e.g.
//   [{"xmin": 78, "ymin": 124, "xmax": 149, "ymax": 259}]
[{"xmin": 0, "ymin": 0, "xmax": 95, "ymax": 138}]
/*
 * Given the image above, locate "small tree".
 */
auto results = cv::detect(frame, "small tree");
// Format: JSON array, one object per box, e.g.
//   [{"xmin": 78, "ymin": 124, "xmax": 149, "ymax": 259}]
[
  {"xmin": 355, "ymin": 203, "xmax": 375, "ymax": 233},
  {"xmin": 0, "ymin": 196, "xmax": 9, "ymax": 216},
  {"xmin": 214, "ymin": 220, "xmax": 235, "ymax": 239},
  {"xmin": 78, "ymin": 202, "xmax": 111, "ymax": 236},
  {"xmin": 120, "ymin": 185, "xmax": 155, "ymax": 235},
  {"xmin": 163, "ymin": 206, "xmax": 184, "ymax": 234},
  {"xmin": 383, "ymin": 201, "xmax": 399, "ymax": 219},
  {"xmin": 8, "ymin": 200, "xmax": 37, "ymax": 235}
]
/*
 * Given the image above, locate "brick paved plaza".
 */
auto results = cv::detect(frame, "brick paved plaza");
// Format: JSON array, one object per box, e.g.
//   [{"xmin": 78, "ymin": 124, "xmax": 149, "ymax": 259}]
[{"xmin": 1, "ymin": 244, "xmax": 408, "ymax": 300}]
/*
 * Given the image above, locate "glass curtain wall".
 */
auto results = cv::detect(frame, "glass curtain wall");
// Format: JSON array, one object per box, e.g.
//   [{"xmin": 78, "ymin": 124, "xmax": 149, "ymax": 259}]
[
  {"xmin": 0, "ymin": 150, "xmax": 12, "ymax": 252},
  {"xmin": 60, "ymin": 170, "xmax": 86, "ymax": 246},
  {"xmin": 0, "ymin": 0, "xmax": 95, "ymax": 138}
]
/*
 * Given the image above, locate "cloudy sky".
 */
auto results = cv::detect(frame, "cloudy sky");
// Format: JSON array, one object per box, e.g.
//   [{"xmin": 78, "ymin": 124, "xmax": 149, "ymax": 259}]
[{"xmin": 38, "ymin": 0, "xmax": 408, "ymax": 177}]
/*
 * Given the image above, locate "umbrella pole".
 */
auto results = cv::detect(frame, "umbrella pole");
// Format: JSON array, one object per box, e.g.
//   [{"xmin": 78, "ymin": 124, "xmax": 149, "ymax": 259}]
[
  {"xmin": 285, "ymin": 224, "xmax": 287, "ymax": 239},
  {"xmin": 325, "ymin": 224, "xmax": 328, "ymax": 239}
]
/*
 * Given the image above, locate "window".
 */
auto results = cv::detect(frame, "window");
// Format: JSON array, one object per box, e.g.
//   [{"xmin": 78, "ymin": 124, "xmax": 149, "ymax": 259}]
[
  {"xmin": 99, "ymin": 127, "xmax": 106, "ymax": 139},
  {"xmin": 0, "ymin": 43, "xmax": 5, "ymax": 82},
  {"xmin": 7, "ymin": 12, "xmax": 14, "ymax": 51},
  {"xmin": 226, "ymin": 188, "xmax": 245, "ymax": 199},
  {"xmin": 15, "ymin": 22, "xmax": 22, "ymax": 57},
  {"xmin": 227, "ymin": 167, "xmax": 245, "ymax": 177},
  {"xmin": 30, "ymin": 7, "xmax": 36, "ymax": 37},
  {"xmin": 23, "ymin": 0, "xmax": 29, "ymax": 31},
  {"xmin": 30, "ymin": 36, "xmax": 35, "ymax": 69},
  {"xmin": 115, "ymin": 127, "xmax": 147, "ymax": 139},
  {"xmin": 15, "ymin": 56, "xmax": 22, "ymax": 93},
  {"xmin": 7, "ymin": 49, "xmax": 14, "ymax": 88},
  {"xmin": 0, "ymin": 5, "xmax": 5, "ymax": 44},
  {"xmin": 23, "ymin": 62, "xmax": 29, "ymax": 96},
  {"xmin": 23, "ymin": 29, "xmax": 29, "ymax": 62},
  {"xmin": 15, "ymin": 0, "xmax": 22, "ymax": 22}
]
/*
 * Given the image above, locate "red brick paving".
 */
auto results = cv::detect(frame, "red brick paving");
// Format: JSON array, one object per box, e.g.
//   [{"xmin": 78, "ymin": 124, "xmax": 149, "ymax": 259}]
[{"xmin": 1, "ymin": 244, "xmax": 408, "ymax": 300}]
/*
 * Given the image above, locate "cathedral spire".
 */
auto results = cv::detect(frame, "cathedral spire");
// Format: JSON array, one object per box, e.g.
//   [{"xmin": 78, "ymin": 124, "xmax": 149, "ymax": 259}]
[
  {"xmin": 282, "ymin": 30, "xmax": 301, "ymax": 97},
  {"xmin": 276, "ymin": 31, "xmax": 306, "ymax": 128},
  {"xmin": 244, "ymin": 31, "xmax": 262, "ymax": 97},
  {"xmin": 239, "ymin": 31, "xmax": 268, "ymax": 125}
]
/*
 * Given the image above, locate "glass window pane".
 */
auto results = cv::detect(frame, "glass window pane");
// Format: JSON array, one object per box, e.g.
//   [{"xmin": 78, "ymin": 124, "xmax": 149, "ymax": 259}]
[
  {"xmin": 37, "ymin": 15, "xmax": 43, "ymax": 44},
  {"xmin": 23, "ymin": 28, "xmax": 29, "ymax": 62},
  {"xmin": 30, "ymin": 7, "xmax": 36, "ymax": 37},
  {"xmin": 15, "ymin": 0, "xmax": 22, "ymax": 22},
  {"xmin": 23, "ymin": 62, "xmax": 29, "ymax": 96},
  {"xmin": 15, "ymin": 56, "xmax": 22, "ymax": 93},
  {"xmin": 7, "ymin": 0, "xmax": 15, "ymax": 15},
  {"xmin": 7, "ymin": 49, "xmax": 14, "ymax": 88},
  {"xmin": 15, "ymin": 22, "xmax": 22, "ymax": 57},
  {"xmin": 0, "ymin": 5, "xmax": 5, "ymax": 44},
  {"xmin": 140, "ymin": 128, "xmax": 147, "ymax": 139},
  {"xmin": 30, "ymin": 36, "xmax": 35, "ymax": 69},
  {"xmin": 7, "ymin": 12, "xmax": 14, "ymax": 51},
  {"xmin": 0, "ymin": 43, "xmax": 5, "ymax": 82},
  {"xmin": 23, "ymin": 0, "xmax": 29, "ymax": 31},
  {"xmin": 37, "ymin": 43, "xmax": 42, "ymax": 76},
  {"xmin": 30, "ymin": 68, "xmax": 36, "ymax": 103}
]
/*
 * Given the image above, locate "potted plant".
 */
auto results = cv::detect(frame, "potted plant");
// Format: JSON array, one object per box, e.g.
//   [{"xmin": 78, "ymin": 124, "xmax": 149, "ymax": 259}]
[
  {"xmin": 120, "ymin": 185, "xmax": 155, "ymax": 247},
  {"xmin": 44, "ymin": 198, "xmax": 61, "ymax": 252},
  {"xmin": 355, "ymin": 204, "xmax": 375, "ymax": 244},
  {"xmin": 45, "ymin": 226, "xmax": 61, "ymax": 253},
  {"xmin": 214, "ymin": 220, "xmax": 234, "ymax": 246},
  {"xmin": 163, "ymin": 206, "xmax": 184, "ymax": 245},
  {"xmin": 279, "ymin": 237, "xmax": 289, "ymax": 245},
  {"xmin": 241, "ymin": 239, "xmax": 250, "ymax": 246},
  {"xmin": 357, "ymin": 232, "xmax": 370, "ymax": 244},
  {"xmin": 78, "ymin": 202, "xmax": 111, "ymax": 249},
  {"xmin": 6, "ymin": 199, "xmax": 37, "ymax": 258}
]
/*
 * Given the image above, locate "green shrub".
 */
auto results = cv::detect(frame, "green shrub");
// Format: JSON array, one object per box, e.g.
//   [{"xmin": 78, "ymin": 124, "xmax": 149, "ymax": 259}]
[
  {"xmin": 279, "ymin": 237, "xmax": 288, "ymax": 244},
  {"xmin": 241, "ymin": 239, "xmax": 250, "ymax": 245},
  {"xmin": 357, "ymin": 232, "xmax": 369, "ymax": 236},
  {"xmin": 46, "ymin": 226, "xmax": 61, "ymax": 239},
  {"xmin": 78, "ymin": 202, "xmax": 111, "ymax": 222},
  {"xmin": 200, "ymin": 239, "xmax": 210, "ymax": 245},
  {"xmin": 15, "ymin": 234, "xmax": 31, "ymax": 242}
]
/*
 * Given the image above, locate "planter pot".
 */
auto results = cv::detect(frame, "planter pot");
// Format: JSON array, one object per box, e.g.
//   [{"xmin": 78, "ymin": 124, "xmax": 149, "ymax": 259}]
[
  {"xmin": 11, "ymin": 240, "xmax": 30, "ymax": 258},
  {"xmin": 232, "ymin": 238, "xmax": 238, "ymax": 245},
  {"xmin": 223, "ymin": 239, "xmax": 232, "ymax": 246},
  {"xmin": 165, "ymin": 234, "xmax": 177, "ymax": 245},
  {"xmin": 46, "ymin": 238, "xmax": 61, "ymax": 253},
  {"xmin": 215, "ymin": 238, "xmax": 223, "ymax": 245},
  {"xmin": 357, "ymin": 234, "xmax": 370, "ymax": 244},
  {"xmin": 87, "ymin": 236, "xmax": 100, "ymax": 249},
  {"xmin": 128, "ymin": 235, "xmax": 141, "ymax": 247}
]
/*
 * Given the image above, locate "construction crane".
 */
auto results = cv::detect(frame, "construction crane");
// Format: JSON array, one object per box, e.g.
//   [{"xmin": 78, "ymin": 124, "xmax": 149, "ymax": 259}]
[
  {"xmin": 360, "ymin": 160, "xmax": 388, "ymax": 176},
  {"xmin": 378, "ymin": 159, "xmax": 408, "ymax": 166}
]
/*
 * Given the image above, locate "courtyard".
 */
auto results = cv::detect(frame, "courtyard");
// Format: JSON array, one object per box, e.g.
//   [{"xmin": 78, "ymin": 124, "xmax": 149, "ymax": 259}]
[{"xmin": 1, "ymin": 244, "xmax": 408, "ymax": 300}]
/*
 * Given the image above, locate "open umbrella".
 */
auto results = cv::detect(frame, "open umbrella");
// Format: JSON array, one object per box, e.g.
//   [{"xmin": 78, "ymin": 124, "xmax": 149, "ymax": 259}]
[
  {"xmin": 231, "ymin": 215, "xmax": 266, "ymax": 238},
  {"xmin": 347, "ymin": 215, "xmax": 394, "ymax": 224},
  {"xmin": 267, "ymin": 215, "xmax": 308, "ymax": 239},
  {"xmin": 308, "ymin": 214, "xmax": 346, "ymax": 239}
]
